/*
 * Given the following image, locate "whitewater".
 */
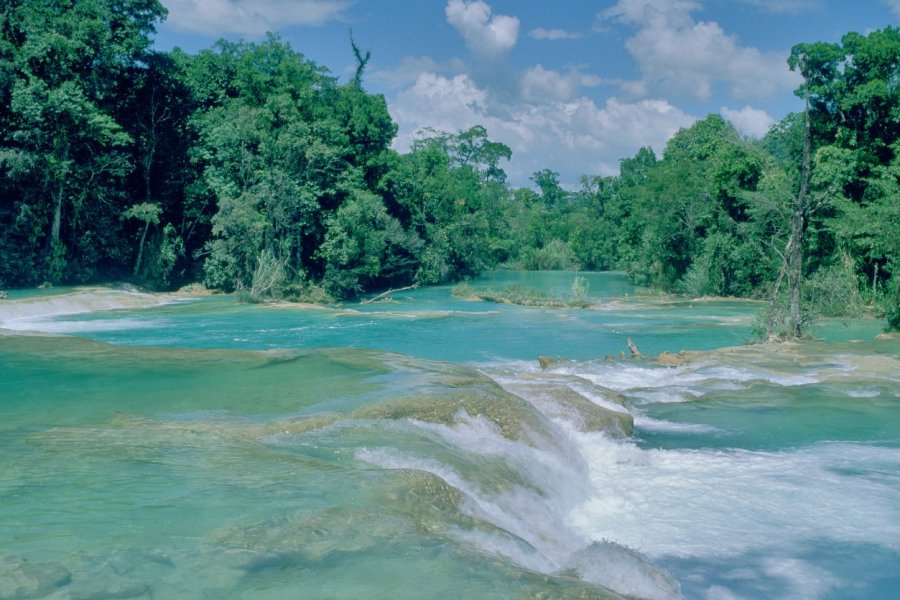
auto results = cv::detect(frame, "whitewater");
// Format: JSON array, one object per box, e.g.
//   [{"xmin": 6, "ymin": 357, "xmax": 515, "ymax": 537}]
[{"xmin": 1, "ymin": 272, "xmax": 897, "ymax": 599}]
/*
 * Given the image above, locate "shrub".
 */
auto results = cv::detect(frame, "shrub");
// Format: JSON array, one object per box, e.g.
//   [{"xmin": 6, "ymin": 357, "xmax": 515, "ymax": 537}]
[
  {"xmin": 570, "ymin": 275, "xmax": 590, "ymax": 307},
  {"xmin": 804, "ymin": 259, "xmax": 862, "ymax": 317}
]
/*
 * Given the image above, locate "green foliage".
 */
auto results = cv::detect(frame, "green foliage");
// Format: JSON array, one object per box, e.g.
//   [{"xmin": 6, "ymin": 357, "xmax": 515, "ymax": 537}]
[
  {"xmin": 450, "ymin": 283, "xmax": 549, "ymax": 306},
  {"xmin": 570, "ymin": 275, "xmax": 590, "ymax": 308},
  {"xmin": 152, "ymin": 223, "xmax": 184, "ymax": 287},
  {"xmin": 381, "ymin": 126, "xmax": 508, "ymax": 286},
  {"xmin": 47, "ymin": 241, "xmax": 67, "ymax": 284},
  {"xmin": 0, "ymin": 13, "xmax": 895, "ymax": 328},
  {"xmin": 123, "ymin": 203, "xmax": 162, "ymax": 225},
  {"xmin": 450, "ymin": 276, "xmax": 591, "ymax": 308},
  {"xmin": 248, "ymin": 249, "xmax": 287, "ymax": 301},
  {"xmin": 281, "ymin": 280, "xmax": 335, "ymax": 304},
  {"xmin": 0, "ymin": 0, "xmax": 166, "ymax": 283},
  {"xmin": 518, "ymin": 240, "xmax": 581, "ymax": 271},
  {"xmin": 793, "ymin": 27, "xmax": 900, "ymax": 330},
  {"xmin": 804, "ymin": 256, "xmax": 863, "ymax": 317},
  {"xmin": 319, "ymin": 191, "xmax": 421, "ymax": 298},
  {"xmin": 886, "ymin": 285, "xmax": 900, "ymax": 331}
]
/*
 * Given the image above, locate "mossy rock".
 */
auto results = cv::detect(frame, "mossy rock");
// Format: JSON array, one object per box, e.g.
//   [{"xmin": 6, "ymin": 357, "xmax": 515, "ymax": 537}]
[
  {"xmin": 504, "ymin": 383, "xmax": 633, "ymax": 438},
  {"xmin": 351, "ymin": 388, "xmax": 549, "ymax": 443}
]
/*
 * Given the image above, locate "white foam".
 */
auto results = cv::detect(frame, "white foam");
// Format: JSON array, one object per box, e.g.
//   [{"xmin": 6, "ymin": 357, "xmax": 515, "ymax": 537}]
[
  {"xmin": 356, "ymin": 430, "xmax": 686, "ymax": 600},
  {"xmin": 761, "ymin": 557, "xmax": 840, "ymax": 599},
  {"xmin": 474, "ymin": 354, "xmax": 900, "ymax": 596},
  {"xmin": 546, "ymin": 362, "xmax": 824, "ymax": 406},
  {"xmin": 631, "ymin": 388, "xmax": 701, "ymax": 405},
  {"xmin": 561, "ymin": 363, "xmax": 698, "ymax": 391},
  {"xmin": 354, "ymin": 411, "xmax": 596, "ymax": 566},
  {"xmin": 846, "ymin": 389, "xmax": 881, "ymax": 398},
  {"xmin": 0, "ymin": 289, "xmax": 176, "ymax": 332},
  {"xmin": 569, "ymin": 437, "xmax": 900, "ymax": 560},
  {"xmin": 356, "ymin": 445, "xmax": 583, "ymax": 569},
  {"xmin": 7, "ymin": 317, "xmax": 160, "ymax": 334},
  {"xmin": 565, "ymin": 540, "xmax": 683, "ymax": 600},
  {"xmin": 566, "ymin": 384, "xmax": 632, "ymax": 414},
  {"xmin": 633, "ymin": 416, "xmax": 722, "ymax": 434},
  {"xmin": 449, "ymin": 526, "xmax": 556, "ymax": 575}
]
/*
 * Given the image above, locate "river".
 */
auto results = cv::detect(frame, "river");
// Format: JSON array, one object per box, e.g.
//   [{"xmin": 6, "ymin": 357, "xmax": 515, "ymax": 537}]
[{"xmin": 1, "ymin": 272, "xmax": 898, "ymax": 599}]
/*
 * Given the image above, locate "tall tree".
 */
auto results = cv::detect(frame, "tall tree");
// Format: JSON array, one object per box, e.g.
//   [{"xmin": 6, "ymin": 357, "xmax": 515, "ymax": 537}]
[
  {"xmin": 0, "ymin": 0, "xmax": 166, "ymax": 282},
  {"xmin": 769, "ymin": 30, "xmax": 900, "ymax": 336},
  {"xmin": 192, "ymin": 35, "xmax": 401, "ymax": 296}
]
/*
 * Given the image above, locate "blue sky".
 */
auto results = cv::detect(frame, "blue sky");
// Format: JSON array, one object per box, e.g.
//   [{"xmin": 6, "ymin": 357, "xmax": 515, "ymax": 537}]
[{"xmin": 154, "ymin": 1, "xmax": 900, "ymax": 187}]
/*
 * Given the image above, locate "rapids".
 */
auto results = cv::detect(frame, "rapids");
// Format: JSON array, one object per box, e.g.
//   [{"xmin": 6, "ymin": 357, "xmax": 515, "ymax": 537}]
[{"xmin": 1, "ymin": 271, "xmax": 897, "ymax": 599}]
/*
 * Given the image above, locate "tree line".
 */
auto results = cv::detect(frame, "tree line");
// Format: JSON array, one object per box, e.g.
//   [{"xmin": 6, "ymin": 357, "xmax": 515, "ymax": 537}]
[{"xmin": 1, "ymin": 2, "xmax": 897, "ymax": 333}]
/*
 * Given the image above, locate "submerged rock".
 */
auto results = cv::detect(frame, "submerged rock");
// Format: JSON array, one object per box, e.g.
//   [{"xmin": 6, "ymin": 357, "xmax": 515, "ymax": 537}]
[
  {"xmin": 656, "ymin": 352, "xmax": 697, "ymax": 367},
  {"xmin": 213, "ymin": 470, "xmax": 471, "ymax": 571},
  {"xmin": 352, "ymin": 388, "xmax": 550, "ymax": 443},
  {"xmin": 0, "ymin": 556, "xmax": 71, "ymax": 599},
  {"xmin": 67, "ymin": 580, "xmax": 150, "ymax": 600}
]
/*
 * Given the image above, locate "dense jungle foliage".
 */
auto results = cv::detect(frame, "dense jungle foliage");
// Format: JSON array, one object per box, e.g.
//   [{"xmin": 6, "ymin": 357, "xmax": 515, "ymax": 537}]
[{"xmin": 0, "ymin": 2, "xmax": 897, "ymax": 330}]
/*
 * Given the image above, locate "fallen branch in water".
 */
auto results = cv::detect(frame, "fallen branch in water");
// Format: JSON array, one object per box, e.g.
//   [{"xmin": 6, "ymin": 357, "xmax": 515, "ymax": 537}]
[{"xmin": 362, "ymin": 284, "xmax": 418, "ymax": 304}]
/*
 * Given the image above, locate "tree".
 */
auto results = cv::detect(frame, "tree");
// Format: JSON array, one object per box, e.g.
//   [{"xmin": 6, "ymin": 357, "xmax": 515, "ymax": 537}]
[
  {"xmin": 0, "ymin": 0, "xmax": 166, "ymax": 283},
  {"xmin": 319, "ymin": 191, "xmax": 422, "ymax": 297},
  {"xmin": 123, "ymin": 202, "xmax": 161, "ymax": 275},
  {"xmin": 192, "ymin": 35, "xmax": 409, "ymax": 298},
  {"xmin": 384, "ymin": 127, "xmax": 511, "ymax": 284},
  {"xmin": 765, "ymin": 30, "xmax": 900, "ymax": 336},
  {"xmin": 809, "ymin": 28, "xmax": 900, "ymax": 329},
  {"xmin": 530, "ymin": 169, "xmax": 566, "ymax": 208}
]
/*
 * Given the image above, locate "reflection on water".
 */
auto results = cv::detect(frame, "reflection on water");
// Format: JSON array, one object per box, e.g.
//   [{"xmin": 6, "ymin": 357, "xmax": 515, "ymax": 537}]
[{"xmin": 1, "ymin": 272, "xmax": 898, "ymax": 599}]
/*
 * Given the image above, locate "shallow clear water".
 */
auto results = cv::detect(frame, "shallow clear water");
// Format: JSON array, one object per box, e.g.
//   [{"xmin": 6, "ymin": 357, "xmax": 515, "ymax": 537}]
[{"xmin": 1, "ymin": 272, "xmax": 898, "ymax": 599}]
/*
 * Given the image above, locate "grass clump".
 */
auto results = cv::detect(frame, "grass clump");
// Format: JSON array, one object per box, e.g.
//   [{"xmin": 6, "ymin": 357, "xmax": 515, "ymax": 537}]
[{"xmin": 452, "ymin": 276, "xmax": 591, "ymax": 308}]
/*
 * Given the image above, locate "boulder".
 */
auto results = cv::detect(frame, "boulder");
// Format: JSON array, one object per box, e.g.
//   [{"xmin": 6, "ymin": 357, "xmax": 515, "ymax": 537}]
[
  {"xmin": 538, "ymin": 355, "xmax": 560, "ymax": 369},
  {"xmin": 0, "ymin": 556, "xmax": 71, "ymax": 600},
  {"xmin": 657, "ymin": 352, "xmax": 687, "ymax": 367},
  {"xmin": 504, "ymin": 383, "xmax": 633, "ymax": 438}
]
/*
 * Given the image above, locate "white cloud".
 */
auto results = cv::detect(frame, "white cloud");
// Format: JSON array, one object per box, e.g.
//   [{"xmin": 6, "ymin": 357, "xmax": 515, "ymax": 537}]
[
  {"xmin": 520, "ymin": 65, "xmax": 582, "ymax": 103},
  {"xmin": 603, "ymin": 0, "xmax": 700, "ymax": 28},
  {"xmin": 529, "ymin": 28, "xmax": 582, "ymax": 40},
  {"xmin": 738, "ymin": 0, "xmax": 823, "ymax": 13},
  {"xmin": 721, "ymin": 105, "xmax": 775, "ymax": 138},
  {"xmin": 882, "ymin": 0, "xmax": 900, "ymax": 18},
  {"xmin": 604, "ymin": 0, "xmax": 800, "ymax": 102},
  {"xmin": 390, "ymin": 72, "xmax": 695, "ymax": 185},
  {"xmin": 445, "ymin": 0, "xmax": 520, "ymax": 58},
  {"xmin": 370, "ymin": 56, "xmax": 467, "ymax": 89},
  {"xmin": 391, "ymin": 73, "xmax": 489, "ymax": 144},
  {"xmin": 162, "ymin": 0, "xmax": 351, "ymax": 36}
]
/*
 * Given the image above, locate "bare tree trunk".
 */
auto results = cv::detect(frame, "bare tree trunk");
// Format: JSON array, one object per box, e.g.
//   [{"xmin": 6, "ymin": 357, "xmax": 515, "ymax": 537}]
[
  {"xmin": 765, "ymin": 92, "xmax": 811, "ymax": 341},
  {"xmin": 787, "ymin": 92, "xmax": 813, "ymax": 339},
  {"xmin": 143, "ymin": 151, "xmax": 153, "ymax": 203},
  {"xmin": 50, "ymin": 142, "xmax": 69, "ymax": 249},
  {"xmin": 134, "ymin": 220, "xmax": 150, "ymax": 275},
  {"xmin": 50, "ymin": 183, "xmax": 63, "ymax": 247},
  {"xmin": 138, "ymin": 84, "xmax": 169, "ymax": 203},
  {"xmin": 766, "ymin": 254, "xmax": 787, "ymax": 339}
]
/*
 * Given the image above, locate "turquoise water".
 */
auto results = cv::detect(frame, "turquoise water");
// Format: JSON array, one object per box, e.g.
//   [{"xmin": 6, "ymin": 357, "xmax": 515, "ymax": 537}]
[{"xmin": 1, "ymin": 272, "xmax": 898, "ymax": 599}]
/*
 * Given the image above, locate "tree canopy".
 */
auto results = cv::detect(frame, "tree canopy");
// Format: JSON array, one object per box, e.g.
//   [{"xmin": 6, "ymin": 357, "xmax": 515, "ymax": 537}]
[{"xmin": 0, "ymin": 6, "xmax": 896, "ymax": 329}]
